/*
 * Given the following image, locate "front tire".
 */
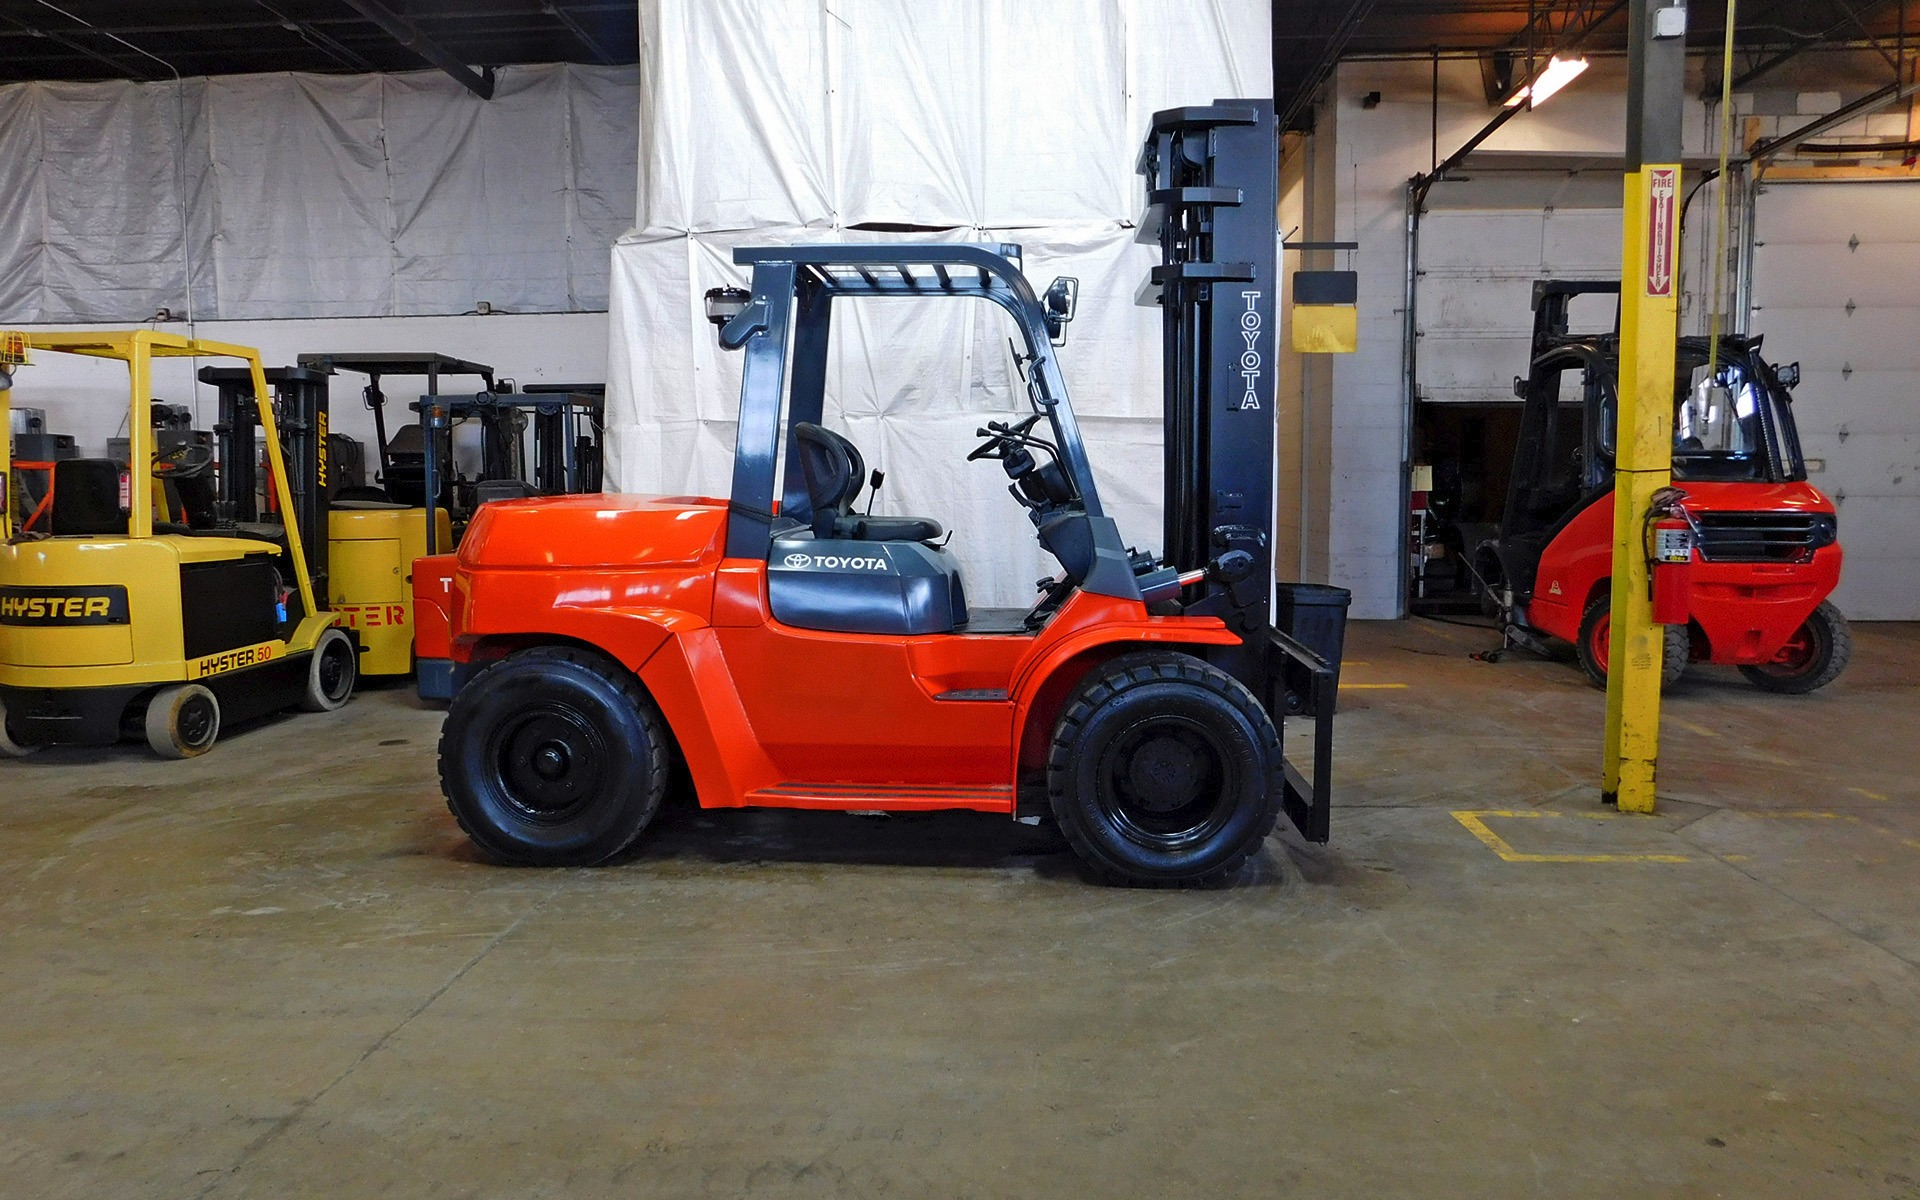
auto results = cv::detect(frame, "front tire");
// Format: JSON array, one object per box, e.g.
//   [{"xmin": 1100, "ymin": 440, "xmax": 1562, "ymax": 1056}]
[
  {"xmin": 1740, "ymin": 601, "xmax": 1851, "ymax": 694},
  {"xmin": 0, "ymin": 696, "xmax": 43, "ymax": 757},
  {"xmin": 146, "ymin": 684, "xmax": 221, "ymax": 758},
  {"xmin": 300, "ymin": 628, "xmax": 359, "ymax": 712},
  {"xmin": 1576, "ymin": 593, "xmax": 1688, "ymax": 690},
  {"xmin": 438, "ymin": 645, "xmax": 670, "ymax": 866},
  {"xmin": 1046, "ymin": 652, "xmax": 1280, "ymax": 887}
]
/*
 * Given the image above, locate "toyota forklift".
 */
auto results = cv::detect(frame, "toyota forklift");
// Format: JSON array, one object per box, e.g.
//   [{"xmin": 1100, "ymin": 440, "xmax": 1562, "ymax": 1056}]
[
  {"xmin": 431, "ymin": 100, "xmax": 1339, "ymax": 886},
  {"xmin": 0, "ymin": 331, "xmax": 356, "ymax": 759},
  {"xmin": 1476, "ymin": 280, "xmax": 1849, "ymax": 693}
]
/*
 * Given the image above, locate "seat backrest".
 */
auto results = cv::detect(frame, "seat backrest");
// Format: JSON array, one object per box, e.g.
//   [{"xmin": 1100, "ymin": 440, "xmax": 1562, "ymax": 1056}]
[
  {"xmin": 49, "ymin": 459, "xmax": 126, "ymax": 536},
  {"xmin": 793, "ymin": 422, "xmax": 865, "ymax": 538}
]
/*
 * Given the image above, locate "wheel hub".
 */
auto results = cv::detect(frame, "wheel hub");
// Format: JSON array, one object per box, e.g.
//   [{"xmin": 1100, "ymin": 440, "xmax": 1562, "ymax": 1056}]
[
  {"xmin": 179, "ymin": 696, "xmax": 216, "ymax": 747},
  {"xmin": 498, "ymin": 707, "xmax": 605, "ymax": 821},
  {"xmin": 1126, "ymin": 736, "xmax": 1203, "ymax": 812},
  {"xmin": 1103, "ymin": 716, "xmax": 1233, "ymax": 848}
]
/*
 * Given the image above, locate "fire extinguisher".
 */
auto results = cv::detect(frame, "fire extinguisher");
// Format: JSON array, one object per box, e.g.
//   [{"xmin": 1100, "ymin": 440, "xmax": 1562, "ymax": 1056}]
[{"xmin": 1646, "ymin": 486, "xmax": 1694, "ymax": 626}]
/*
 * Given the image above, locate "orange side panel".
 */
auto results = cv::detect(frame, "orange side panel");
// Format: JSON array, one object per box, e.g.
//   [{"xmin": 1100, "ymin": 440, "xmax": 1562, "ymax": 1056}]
[{"xmin": 639, "ymin": 626, "xmax": 786, "ymax": 806}]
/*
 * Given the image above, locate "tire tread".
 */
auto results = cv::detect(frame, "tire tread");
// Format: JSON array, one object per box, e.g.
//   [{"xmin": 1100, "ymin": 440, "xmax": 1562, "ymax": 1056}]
[
  {"xmin": 437, "ymin": 645, "xmax": 670, "ymax": 865},
  {"xmin": 1045, "ymin": 651, "xmax": 1281, "ymax": 887}
]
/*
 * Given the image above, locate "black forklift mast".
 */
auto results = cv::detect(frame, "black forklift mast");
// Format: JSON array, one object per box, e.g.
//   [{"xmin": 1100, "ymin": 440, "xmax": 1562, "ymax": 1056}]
[
  {"xmin": 197, "ymin": 365, "xmax": 332, "ymax": 606},
  {"xmin": 1137, "ymin": 99, "xmax": 1336, "ymax": 843},
  {"xmin": 297, "ymin": 353, "xmax": 497, "ymax": 555},
  {"xmin": 1531, "ymin": 279, "xmax": 1623, "ymax": 352}
]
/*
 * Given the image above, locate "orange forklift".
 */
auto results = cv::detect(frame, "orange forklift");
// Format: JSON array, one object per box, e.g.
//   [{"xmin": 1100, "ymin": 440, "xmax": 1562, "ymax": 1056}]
[
  {"xmin": 433, "ymin": 101, "xmax": 1341, "ymax": 885},
  {"xmin": 1476, "ymin": 280, "xmax": 1849, "ymax": 693}
]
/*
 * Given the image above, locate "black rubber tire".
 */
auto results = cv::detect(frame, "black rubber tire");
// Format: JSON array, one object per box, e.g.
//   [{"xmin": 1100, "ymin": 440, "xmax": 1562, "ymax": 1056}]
[
  {"xmin": 1739, "ymin": 600, "xmax": 1852, "ymax": 695},
  {"xmin": 1046, "ymin": 651, "xmax": 1280, "ymax": 887},
  {"xmin": 1575, "ymin": 593, "xmax": 1688, "ymax": 690},
  {"xmin": 438, "ymin": 645, "xmax": 670, "ymax": 866},
  {"xmin": 300, "ymin": 628, "xmax": 359, "ymax": 712},
  {"xmin": 145, "ymin": 684, "xmax": 222, "ymax": 758}
]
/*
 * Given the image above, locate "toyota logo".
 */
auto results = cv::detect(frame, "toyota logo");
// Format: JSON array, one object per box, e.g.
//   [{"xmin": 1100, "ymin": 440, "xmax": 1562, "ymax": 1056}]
[{"xmin": 783, "ymin": 553, "xmax": 813, "ymax": 568}]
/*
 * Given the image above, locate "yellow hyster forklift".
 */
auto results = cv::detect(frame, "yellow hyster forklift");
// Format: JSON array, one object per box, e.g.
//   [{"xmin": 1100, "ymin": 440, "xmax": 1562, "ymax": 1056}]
[{"xmin": 0, "ymin": 331, "xmax": 357, "ymax": 759}]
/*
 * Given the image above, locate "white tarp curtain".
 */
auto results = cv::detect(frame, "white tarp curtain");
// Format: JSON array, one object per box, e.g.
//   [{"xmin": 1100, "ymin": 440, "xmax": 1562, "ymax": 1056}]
[
  {"xmin": 608, "ymin": 0, "xmax": 1271, "ymax": 606},
  {"xmin": 0, "ymin": 64, "xmax": 637, "ymax": 323}
]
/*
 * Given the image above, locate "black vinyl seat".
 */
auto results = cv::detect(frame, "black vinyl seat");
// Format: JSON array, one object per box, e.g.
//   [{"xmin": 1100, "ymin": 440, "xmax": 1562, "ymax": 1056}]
[{"xmin": 792, "ymin": 422, "xmax": 943, "ymax": 542}]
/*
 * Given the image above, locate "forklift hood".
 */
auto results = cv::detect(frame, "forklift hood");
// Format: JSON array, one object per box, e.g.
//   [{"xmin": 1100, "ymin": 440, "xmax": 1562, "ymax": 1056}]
[{"xmin": 459, "ymin": 494, "xmax": 728, "ymax": 571}]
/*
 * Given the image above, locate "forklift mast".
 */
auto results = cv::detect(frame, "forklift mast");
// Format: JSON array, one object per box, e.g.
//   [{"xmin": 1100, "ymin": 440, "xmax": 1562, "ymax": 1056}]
[
  {"xmin": 1137, "ymin": 101, "xmax": 1280, "ymax": 678},
  {"xmin": 198, "ymin": 366, "xmax": 332, "ymax": 604}
]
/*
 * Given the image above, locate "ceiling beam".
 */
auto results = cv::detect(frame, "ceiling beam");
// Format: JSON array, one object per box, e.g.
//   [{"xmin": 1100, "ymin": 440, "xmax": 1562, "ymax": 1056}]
[
  {"xmin": 337, "ymin": 0, "xmax": 495, "ymax": 99},
  {"xmin": 541, "ymin": 2, "xmax": 617, "ymax": 66},
  {"xmin": 1731, "ymin": 0, "xmax": 1898, "ymax": 89}
]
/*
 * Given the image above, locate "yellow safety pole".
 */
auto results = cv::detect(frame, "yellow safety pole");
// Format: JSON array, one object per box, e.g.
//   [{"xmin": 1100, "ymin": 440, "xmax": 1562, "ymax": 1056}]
[
  {"xmin": 128, "ymin": 332, "xmax": 155, "ymax": 540},
  {"xmin": 1602, "ymin": 0, "xmax": 1687, "ymax": 813},
  {"xmin": 1, "ymin": 374, "xmax": 11, "ymax": 542}
]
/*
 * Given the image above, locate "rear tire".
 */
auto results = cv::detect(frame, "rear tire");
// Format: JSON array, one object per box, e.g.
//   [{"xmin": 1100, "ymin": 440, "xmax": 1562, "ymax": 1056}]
[
  {"xmin": 1740, "ymin": 601, "xmax": 1851, "ymax": 694},
  {"xmin": 300, "ymin": 628, "xmax": 359, "ymax": 712},
  {"xmin": 1046, "ymin": 652, "xmax": 1280, "ymax": 887},
  {"xmin": 1576, "ymin": 593, "xmax": 1688, "ymax": 690},
  {"xmin": 0, "ymin": 696, "xmax": 42, "ymax": 757},
  {"xmin": 145, "ymin": 684, "xmax": 221, "ymax": 758},
  {"xmin": 438, "ymin": 645, "xmax": 670, "ymax": 866}
]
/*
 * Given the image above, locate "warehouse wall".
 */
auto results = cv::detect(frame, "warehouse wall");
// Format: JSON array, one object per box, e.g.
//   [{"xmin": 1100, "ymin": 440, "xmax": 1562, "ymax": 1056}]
[
  {"xmin": 0, "ymin": 64, "xmax": 635, "ymax": 477},
  {"xmin": 1312, "ymin": 58, "xmax": 1719, "ymax": 617}
]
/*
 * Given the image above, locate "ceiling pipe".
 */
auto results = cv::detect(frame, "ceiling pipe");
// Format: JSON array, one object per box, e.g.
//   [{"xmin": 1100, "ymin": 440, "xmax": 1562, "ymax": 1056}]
[{"xmin": 338, "ymin": 0, "xmax": 495, "ymax": 99}]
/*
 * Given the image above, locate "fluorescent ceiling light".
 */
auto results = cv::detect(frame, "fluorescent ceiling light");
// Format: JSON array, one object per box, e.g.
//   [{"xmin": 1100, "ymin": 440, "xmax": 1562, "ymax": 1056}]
[{"xmin": 1505, "ymin": 55, "xmax": 1590, "ymax": 108}]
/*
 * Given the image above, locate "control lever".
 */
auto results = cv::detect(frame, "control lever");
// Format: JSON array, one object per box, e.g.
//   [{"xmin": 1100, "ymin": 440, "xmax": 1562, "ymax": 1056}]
[{"xmin": 864, "ymin": 468, "xmax": 885, "ymax": 515}]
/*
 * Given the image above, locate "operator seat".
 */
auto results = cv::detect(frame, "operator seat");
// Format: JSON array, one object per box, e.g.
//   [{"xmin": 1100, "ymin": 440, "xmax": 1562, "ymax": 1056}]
[{"xmin": 792, "ymin": 422, "xmax": 943, "ymax": 542}]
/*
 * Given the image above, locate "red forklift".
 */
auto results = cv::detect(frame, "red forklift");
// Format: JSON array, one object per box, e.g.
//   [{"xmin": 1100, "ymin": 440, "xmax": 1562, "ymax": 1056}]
[
  {"xmin": 432, "ymin": 101, "xmax": 1342, "ymax": 885},
  {"xmin": 1476, "ymin": 280, "xmax": 1848, "ymax": 693}
]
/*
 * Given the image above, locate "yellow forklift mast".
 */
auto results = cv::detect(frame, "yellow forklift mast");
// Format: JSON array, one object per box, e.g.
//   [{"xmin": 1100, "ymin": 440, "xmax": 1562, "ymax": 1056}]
[{"xmin": 0, "ymin": 330, "xmax": 357, "ymax": 758}]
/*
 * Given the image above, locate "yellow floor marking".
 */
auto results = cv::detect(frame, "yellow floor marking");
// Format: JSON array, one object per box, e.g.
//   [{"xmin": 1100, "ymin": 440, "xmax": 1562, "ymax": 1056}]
[
  {"xmin": 1670, "ymin": 718, "xmax": 1720, "ymax": 738},
  {"xmin": 1849, "ymin": 787, "xmax": 1889, "ymax": 802},
  {"xmin": 1340, "ymin": 682, "xmax": 1410, "ymax": 690},
  {"xmin": 1745, "ymin": 811, "xmax": 1847, "ymax": 820},
  {"xmin": 1342, "ymin": 661, "xmax": 1371, "ymax": 667},
  {"xmin": 1451, "ymin": 810, "xmax": 1691, "ymax": 864},
  {"xmin": 1760, "ymin": 753, "xmax": 1796, "ymax": 767}
]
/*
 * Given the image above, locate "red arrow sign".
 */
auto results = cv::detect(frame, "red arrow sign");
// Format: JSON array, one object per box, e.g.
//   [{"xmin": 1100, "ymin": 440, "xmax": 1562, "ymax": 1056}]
[{"xmin": 1646, "ymin": 167, "xmax": 1676, "ymax": 298}]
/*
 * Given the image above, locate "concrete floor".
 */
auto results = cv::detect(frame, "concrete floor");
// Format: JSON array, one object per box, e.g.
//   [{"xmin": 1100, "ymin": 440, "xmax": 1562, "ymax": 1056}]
[{"xmin": 2, "ymin": 620, "xmax": 1918, "ymax": 1199}]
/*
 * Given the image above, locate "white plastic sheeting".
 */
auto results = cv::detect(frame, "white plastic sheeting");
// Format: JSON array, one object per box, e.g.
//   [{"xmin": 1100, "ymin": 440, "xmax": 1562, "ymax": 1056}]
[
  {"xmin": 609, "ymin": 0, "xmax": 1271, "ymax": 605},
  {"xmin": 0, "ymin": 64, "xmax": 637, "ymax": 323}
]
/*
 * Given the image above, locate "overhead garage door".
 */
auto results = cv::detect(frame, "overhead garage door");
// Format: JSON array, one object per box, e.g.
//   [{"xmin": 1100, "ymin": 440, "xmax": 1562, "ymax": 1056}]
[
  {"xmin": 1417, "ymin": 199, "xmax": 1623, "ymax": 405},
  {"xmin": 1750, "ymin": 179, "xmax": 1920, "ymax": 620}
]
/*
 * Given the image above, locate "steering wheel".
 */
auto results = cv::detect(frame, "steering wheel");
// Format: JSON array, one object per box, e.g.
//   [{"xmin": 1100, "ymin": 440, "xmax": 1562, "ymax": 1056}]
[
  {"xmin": 154, "ymin": 443, "xmax": 216, "ymax": 479},
  {"xmin": 968, "ymin": 413, "xmax": 1045, "ymax": 462}
]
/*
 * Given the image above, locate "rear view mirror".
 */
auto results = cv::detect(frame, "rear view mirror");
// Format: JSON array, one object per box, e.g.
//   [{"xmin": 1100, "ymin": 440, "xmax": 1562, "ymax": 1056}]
[{"xmin": 1043, "ymin": 277, "xmax": 1079, "ymax": 345}]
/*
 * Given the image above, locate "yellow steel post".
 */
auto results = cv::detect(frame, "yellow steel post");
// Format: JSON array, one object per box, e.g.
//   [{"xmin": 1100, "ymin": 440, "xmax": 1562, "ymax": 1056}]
[
  {"xmin": 1, "ymin": 377, "xmax": 10, "ymax": 542},
  {"xmin": 1602, "ymin": 166, "xmax": 1680, "ymax": 812},
  {"xmin": 1603, "ymin": 0, "xmax": 1686, "ymax": 813},
  {"xmin": 0, "ymin": 335, "xmax": 16, "ymax": 542},
  {"xmin": 127, "ymin": 332, "xmax": 155, "ymax": 540}
]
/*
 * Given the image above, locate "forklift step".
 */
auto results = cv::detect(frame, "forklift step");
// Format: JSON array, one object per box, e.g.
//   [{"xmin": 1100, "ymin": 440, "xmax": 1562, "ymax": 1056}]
[{"xmin": 747, "ymin": 782, "xmax": 1015, "ymax": 813}]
